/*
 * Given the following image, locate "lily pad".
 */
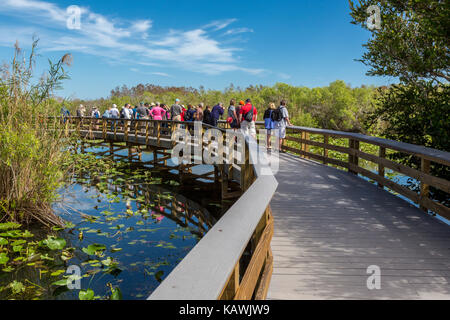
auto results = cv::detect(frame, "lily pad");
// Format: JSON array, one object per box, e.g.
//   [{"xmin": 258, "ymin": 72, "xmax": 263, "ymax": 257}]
[
  {"xmin": 82, "ymin": 243, "xmax": 106, "ymax": 255},
  {"xmin": 79, "ymin": 289, "xmax": 95, "ymax": 300},
  {"xmin": 43, "ymin": 236, "xmax": 67, "ymax": 250}
]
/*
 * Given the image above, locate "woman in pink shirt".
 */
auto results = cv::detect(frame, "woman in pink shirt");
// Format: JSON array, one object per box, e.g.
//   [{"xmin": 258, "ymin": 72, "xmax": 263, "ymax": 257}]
[{"xmin": 149, "ymin": 104, "xmax": 166, "ymax": 121}]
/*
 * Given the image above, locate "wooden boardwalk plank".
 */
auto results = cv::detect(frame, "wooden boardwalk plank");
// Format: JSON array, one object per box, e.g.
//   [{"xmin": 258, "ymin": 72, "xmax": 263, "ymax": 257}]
[{"xmin": 267, "ymin": 153, "xmax": 450, "ymax": 300}]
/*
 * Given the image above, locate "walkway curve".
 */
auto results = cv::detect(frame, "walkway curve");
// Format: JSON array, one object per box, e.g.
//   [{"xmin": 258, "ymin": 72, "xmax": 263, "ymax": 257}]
[{"xmin": 268, "ymin": 152, "xmax": 450, "ymax": 300}]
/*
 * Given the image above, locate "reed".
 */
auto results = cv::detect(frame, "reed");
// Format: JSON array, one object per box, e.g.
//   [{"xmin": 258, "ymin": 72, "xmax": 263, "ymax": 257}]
[{"xmin": 0, "ymin": 39, "xmax": 71, "ymax": 227}]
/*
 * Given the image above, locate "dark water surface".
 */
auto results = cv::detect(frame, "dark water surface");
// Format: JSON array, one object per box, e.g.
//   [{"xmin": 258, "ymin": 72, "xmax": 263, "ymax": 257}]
[{"xmin": 0, "ymin": 148, "xmax": 231, "ymax": 300}]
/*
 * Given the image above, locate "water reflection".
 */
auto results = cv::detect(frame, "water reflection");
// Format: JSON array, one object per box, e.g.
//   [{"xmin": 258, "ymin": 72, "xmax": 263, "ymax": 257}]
[{"xmin": 0, "ymin": 152, "xmax": 227, "ymax": 300}]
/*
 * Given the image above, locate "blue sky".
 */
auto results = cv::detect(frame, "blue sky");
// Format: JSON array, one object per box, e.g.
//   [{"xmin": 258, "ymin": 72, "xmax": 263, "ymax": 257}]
[{"xmin": 0, "ymin": 0, "xmax": 395, "ymax": 99}]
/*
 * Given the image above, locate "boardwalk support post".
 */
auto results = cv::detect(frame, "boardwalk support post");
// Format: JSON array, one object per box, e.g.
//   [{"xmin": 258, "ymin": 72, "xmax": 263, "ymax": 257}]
[
  {"xmin": 420, "ymin": 157, "xmax": 431, "ymax": 212},
  {"xmin": 348, "ymin": 139, "xmax": 360, "ymax": 175},
  {"xmin": 378, "ymin": 146, "xmax": 386, "ymax": 188}
]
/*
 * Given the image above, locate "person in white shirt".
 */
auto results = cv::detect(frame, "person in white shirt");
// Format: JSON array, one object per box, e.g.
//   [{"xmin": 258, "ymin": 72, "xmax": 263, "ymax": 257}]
[
  {"xmin": 274, "ymin": 100, "xmax": 293, "ymax": 152},
  {"xmin": 110, "ymin": 104, "xmax": 120, "ymax": 119}
]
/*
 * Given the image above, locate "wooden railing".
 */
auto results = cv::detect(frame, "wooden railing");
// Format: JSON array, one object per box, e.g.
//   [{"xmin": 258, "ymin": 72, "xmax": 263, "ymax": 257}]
[
  {"xmin": 219, "ymin": 120, "xmax": 449, "ymax": 220},
  {"xmin": 51, "ymin": 116, "xmax": 278, "ymax": 300}
]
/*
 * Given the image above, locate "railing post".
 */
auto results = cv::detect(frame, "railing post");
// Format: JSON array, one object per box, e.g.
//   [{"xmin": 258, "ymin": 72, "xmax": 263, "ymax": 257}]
[
  {"xmin": 348, "ymin": 139, "xmax": 360, "ymax": 175},
  {"xmin": 378, "ymin": 146, "xmax": 386, "ymax": 188},
  {"xmin": 135, "ymin": 121, "xmax": 138, "ymax": 140},
  {"xmin": 145, "ymin": 122, "xmax": 149, "ymax": 145},
  {"xmin": 300, "ymin": 131, "xmax": 305, "ymax": 158},
  {"xmin": 219, "ymin": 262, "xmax": 240, "ymax": 300},
  {"xmin": 102, "ymin": 119, "xmax": 107, "ymax": 139},
  {"xmin": 241, "ymin": 142, "xmax": 250, "ymax": 192},
  {"xmin": 304, "ymin": 132, "xmax": 310, "ymax": 159},
  {"xmin": 88, "ymin": 118, "xmax": 93, "ymax": 139},
  {"xmin": 323, "ymin": 134, "xmax": 329, "ymax": 165},
  {"xmin": 124, "ymin": 120, "xmax": 128, "ymax": 141},
  {"xmin": 157, "ymin": 122, "xmax": 161, "ymax": 146},
  {"xmin": 420, "ymin": 157, "xmax": 431, "ymax": 212}
]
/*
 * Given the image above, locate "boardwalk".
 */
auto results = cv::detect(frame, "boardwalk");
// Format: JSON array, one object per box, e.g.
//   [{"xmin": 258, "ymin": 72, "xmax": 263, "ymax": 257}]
[{"xmin": 268, "ymin": 152, "xmax": 450, "ymax": 300}]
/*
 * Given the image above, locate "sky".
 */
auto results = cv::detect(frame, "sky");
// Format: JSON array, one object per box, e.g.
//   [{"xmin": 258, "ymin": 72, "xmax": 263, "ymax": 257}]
[{"xmin": 0, "ymin": 0, "xmax": 396, "ymax": 99}]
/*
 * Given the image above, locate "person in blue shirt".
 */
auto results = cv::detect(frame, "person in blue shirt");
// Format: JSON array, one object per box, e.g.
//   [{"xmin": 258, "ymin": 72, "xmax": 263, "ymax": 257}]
[
  {"xmin": 102, "ymin": 108, "xmax": 111, "ymax": 118},
  {"xmin": 263, "ymin": 103, "xmax": 276, "ymax": 151},
  {"xmin": 210, "ymin": 103, "xmax": 224, "ymax": 127},
  {"xmin": 60, "ymin": 106, "xmax": 70, "ymax": 123}
]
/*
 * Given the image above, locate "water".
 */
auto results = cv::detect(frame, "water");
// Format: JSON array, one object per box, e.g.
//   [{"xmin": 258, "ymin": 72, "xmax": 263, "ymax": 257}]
[{"xmin": 0, "ymin": 148, "xmax": 231, "ymax": 300}]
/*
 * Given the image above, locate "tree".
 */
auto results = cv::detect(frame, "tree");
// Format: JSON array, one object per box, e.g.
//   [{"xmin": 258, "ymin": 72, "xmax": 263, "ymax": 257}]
[
  {"xmin": 349, "ymin": 0, "xmax": 449, "ymax": 85},
  {"xmin": 350, "ymin": 0, "xmax": 449, "ymax": 205}
]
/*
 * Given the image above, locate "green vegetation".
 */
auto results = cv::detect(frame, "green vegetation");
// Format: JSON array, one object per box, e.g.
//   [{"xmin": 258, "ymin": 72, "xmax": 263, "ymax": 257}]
[
  {"xmin": 0, "ymin": 40, "xmax": 72, "ymax": 226},
  {"xmin": 71, "ymin": 80, "xmax": 379, "ymax": 133},
  {"xmin": 350, "ymin": 0, "xmax": 449, "ymax": 204}
]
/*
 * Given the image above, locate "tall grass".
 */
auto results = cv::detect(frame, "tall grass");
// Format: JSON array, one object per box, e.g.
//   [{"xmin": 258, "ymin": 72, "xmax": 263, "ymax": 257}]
[{"xmin": 0, "ymin": 40, "xmax": 72, "ymax": 227}]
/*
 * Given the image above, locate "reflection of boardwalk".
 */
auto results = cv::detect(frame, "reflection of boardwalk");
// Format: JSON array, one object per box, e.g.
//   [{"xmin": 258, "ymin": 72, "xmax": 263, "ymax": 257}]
[{"xmin": 268, "ymin": 153, "xmax": 450, "ymax": 300}]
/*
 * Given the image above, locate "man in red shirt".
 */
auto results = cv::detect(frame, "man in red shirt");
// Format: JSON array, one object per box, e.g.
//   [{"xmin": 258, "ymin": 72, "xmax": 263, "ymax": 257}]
[{"xmin": 239, "ymin": 99, "xmax": 257, "ymax": 138}]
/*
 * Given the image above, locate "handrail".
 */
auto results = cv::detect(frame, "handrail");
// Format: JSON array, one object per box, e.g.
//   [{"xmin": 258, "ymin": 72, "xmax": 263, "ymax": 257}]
[
  {"xmin": 148, "ymin": 126, "xmax": 278, "ymax": 300},
  {"xmin": 51, "ymin": 116, "xmax": 278, "ymax": 300},
  {"xmin": 218, "ymin": 120, "xmax": 449, "ymax": 220}
]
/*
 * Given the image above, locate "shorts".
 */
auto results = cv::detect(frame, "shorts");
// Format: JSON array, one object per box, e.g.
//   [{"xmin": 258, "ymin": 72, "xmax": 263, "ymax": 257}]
[
  {"xmin": 275, "ymin": 125, "xmax": 286, "ymax": 139},
  {"xmin": 241, "ymin": 120, "xmax": 256, "ymax": 137}
]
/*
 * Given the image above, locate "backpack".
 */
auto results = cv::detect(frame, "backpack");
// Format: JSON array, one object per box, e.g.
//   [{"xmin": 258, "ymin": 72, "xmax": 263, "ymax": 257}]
[
  {"xmin": 272, "ymin": 106, "xmax": 286, "ymax": 122},
  {"xmin": 185, "ymin": 109, "xmax": 195, "ymax": 121},
  {"xmin": 244, "ymin": 105, "xmax": 254, "ymax": 122}
]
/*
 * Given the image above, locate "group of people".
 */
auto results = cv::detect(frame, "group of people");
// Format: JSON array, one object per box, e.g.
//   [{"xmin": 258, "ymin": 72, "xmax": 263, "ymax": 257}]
[{"xmin": 73, "ymin": 98, "xmax": 292, "ymax": 151}]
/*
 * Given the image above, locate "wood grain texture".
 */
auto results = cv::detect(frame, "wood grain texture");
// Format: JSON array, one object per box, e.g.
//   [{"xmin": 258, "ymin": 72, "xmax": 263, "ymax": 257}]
[{"xmin": 267, "ymin": 153, "xmax": 450, "ymax": 300}]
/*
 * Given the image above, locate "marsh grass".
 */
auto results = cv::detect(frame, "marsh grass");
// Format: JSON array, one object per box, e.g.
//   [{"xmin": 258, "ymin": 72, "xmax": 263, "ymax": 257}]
[{"xmin": 0, "ymin": 39, "xmax": 72, "ymax": 227}]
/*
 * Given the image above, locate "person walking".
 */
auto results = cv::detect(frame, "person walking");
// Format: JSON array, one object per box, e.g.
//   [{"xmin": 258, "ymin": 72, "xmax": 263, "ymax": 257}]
[
  {"xmin": 211, "ymin": 103, "xmax": 224, "ymax": 127},
  {"xmin": 184, "ymin": 104, "xmax": 196, "ymax": 122},
  {"xmin": 274, "ymin": 100, "xmax": 293, "ymax": 152},
  {"xmin": 227, "ymin": 99, "xmax": 240, "ymax": 131},
  {"xmin": 102, "ymin": 107, "xmax": 111, "ymax": 119},
  {"xmin": 110, "ymin": 104, "xmax": 120, "ymax": 131},
  {"xmin": 121, "ymin": 104, "xmax": 130, "ymax": 120},
  {"xmin": 203, "ymin": 105, "xmax": 212, "ymax": 126},
  {"xmin": 76, "ymin": 104, "xmax": 86, "ymax": 117},
  {"xmin": 239, "ymin": 99, "xmax": 257, "ymax": 138},
  {"xmin": 170, "ymin": 99, "xmax": 183, "ymax": 122},
  {"xmin": 110, "ymin": 104, "xmax": 120, "ymax": 119},
  {"xmin": 263, "ymin": 103, "xmax": 276, "ymax": 151},
  {"xmin": 195, "ymin": 103, "xmax": 204, "ymax": 122},
  {"xmin": 90, "ymin": 106, "xmax": 99, "ymax": 118},
  {"xmin": 149, "ymin": 103, "xmax": 166, "ymax": 121}
]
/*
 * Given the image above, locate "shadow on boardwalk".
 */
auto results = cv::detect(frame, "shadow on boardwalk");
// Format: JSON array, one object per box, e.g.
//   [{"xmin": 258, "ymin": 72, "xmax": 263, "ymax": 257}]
[{"xmin": 268, "ymin": 152, "xmax": 450, "ymax": 300}]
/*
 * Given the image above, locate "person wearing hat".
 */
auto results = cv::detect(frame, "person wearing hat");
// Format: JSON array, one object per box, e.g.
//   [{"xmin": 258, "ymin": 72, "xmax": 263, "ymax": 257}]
[
  {"xmin": 110, "ymin": 104, "xmax": 120, "ymax": 119},
  {"xmin": 109, "ymin": 104, "xmax": 120, "ymax": 131},
  {"xmin": 149, "ymin": 102, "xmax": 166, "ymax": 121},
  {"xmin": 239, "ymin": 98, "xmax": 258, "ymax": 138},
  {"xmin": 76, "ymin": 104, "xmax": 86, "ymax": 117}
]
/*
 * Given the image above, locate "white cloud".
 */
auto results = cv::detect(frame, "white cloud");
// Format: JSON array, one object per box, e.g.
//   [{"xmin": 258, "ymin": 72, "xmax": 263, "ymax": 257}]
[
  {"xmin": 0, "ymin": 0, "xmax": 262, "ymax": 76},
  {"xmin": 204, "ymin": 18, "xmax": 237, "ymax": 31},
  {"xmin": 132, "ymin": 20, "xmax": 152, "ymax": 33},
  {"xmin": 152, "ymin": 72, "xmax": 170, "ymax": 77},
  {"xmin": 224, "ymin": 28, "xmax": 254, "ymax": 36}
]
